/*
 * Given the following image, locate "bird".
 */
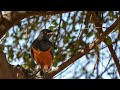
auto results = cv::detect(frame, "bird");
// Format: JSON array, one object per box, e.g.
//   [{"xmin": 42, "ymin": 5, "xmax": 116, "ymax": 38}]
[{"xmin": 31, "ymin": 29, "xmax": 54, "ymax": 77}]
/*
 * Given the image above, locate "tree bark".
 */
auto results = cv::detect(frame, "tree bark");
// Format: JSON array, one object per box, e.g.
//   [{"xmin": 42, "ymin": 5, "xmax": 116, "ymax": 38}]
[
  {"xmin": 0, "ymin": 11, "xmax": 120, "ymax": 79},
  {"xmin": 0, "ymin": 48, "xmax": 16, "ymax": 79},
  {"xmin": 87, "ymin": 11, "xmax": 120, "ymax": 76},
  {"xmin": 44, "ymin": 16, "xmax": 120, "ymax": 79},
  {"xmin": 0, "ymin": 47, "xmax": 33, "ymax": 79},
  {"xmin": 0, "ymin": 11, "xmax": 69, "ymax": 79}
]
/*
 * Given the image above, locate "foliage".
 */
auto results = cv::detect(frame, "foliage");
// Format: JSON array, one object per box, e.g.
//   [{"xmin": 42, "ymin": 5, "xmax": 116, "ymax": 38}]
[{"xmin": 0, "ymin": 11, "xmax": 120, "ymax": 79}]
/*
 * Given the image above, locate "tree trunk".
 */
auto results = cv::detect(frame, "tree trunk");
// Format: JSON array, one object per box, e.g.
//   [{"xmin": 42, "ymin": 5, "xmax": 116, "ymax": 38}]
[{"xmin": 0, "ymin": 48, "xmax": 32, "ymax": 79}]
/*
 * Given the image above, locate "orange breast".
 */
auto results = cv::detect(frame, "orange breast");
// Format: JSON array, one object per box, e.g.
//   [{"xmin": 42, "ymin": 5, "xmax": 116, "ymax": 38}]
[{"xmin": 32, "ymin": 47, "xmax": 53, "ymax": 70}]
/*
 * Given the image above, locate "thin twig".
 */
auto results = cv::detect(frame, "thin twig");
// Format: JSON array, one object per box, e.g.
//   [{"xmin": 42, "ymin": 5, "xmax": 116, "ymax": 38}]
[{"xmin": 46, "ymin": 16, "xmax": 120, "ymax": 78}]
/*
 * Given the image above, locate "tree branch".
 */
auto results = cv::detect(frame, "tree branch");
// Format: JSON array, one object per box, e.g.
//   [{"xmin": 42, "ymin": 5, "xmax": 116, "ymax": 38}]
[
  {"xmin": 108, "ymin": 45, "xmax": 120, "ymax": 74},
  {"xmin": 0, "ymin": 47, "xmax": 13, "ymax": 79},
  {"xmin": 0, "ymin": 47, "xmax": 34, "ymax": 79},
  {"xmin": 0, "ymin": 11, "xmax": 3, "ymax": 23},
  {"xmin": 87, "ymin": 11, "xmax": 120, "ymax": 76},
  {"xmin": 0, "ymin": 11, "xmax": 70, "ymax": 39},
  {"xmin": 0, "ymin": 11, "xmax": 71, "ymax": 79},
  {"xmin": 45, "ymin": 16, "xmax": 120, "ymax": 79},
  {"xmin": 1, "ymin": 11, "xmax": 120, "ymax": 79}
]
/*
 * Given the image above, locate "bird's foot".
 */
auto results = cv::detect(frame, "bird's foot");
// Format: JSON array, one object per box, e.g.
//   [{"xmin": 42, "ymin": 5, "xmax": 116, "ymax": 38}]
[{"xmin": 42, "ymin": 72, "xmax": 51, "ymax": 79}]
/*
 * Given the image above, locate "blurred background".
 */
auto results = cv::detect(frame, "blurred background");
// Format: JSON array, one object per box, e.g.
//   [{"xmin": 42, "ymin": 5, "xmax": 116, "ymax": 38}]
[{"xmin": 0, "ymin": 11, "xmax": 120, "ymax": 79}]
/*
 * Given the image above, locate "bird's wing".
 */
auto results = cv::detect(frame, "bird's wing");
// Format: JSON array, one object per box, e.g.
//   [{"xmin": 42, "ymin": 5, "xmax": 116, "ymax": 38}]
[
  {"xmin": 50, "ymin": 42, "xmax": 54, "ymax": 60},
  {"xmin": 31, "ymin": 39, "xmax": 38, "ymax": 59}
]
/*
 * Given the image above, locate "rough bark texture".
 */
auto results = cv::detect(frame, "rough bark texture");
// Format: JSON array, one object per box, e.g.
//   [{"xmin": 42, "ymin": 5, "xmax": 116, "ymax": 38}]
[
  {"xmin": 0, "ymin": 48, "xmax": 15, "ymax": 79},
  {"xmin": 0, "ymin": 47, "xmax": 34, "ymax": 79}
]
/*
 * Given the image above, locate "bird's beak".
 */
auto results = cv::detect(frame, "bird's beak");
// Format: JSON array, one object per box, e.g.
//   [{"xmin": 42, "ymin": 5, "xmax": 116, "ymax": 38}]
[{"xmin": 47, "ymin": 32, "xmax": 55, "ymax": 35}]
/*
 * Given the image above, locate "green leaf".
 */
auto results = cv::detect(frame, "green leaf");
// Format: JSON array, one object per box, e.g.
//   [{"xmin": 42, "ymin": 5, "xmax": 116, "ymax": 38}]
[
  {"xmin": 49, "ymin": 26, "xmax": 56, "ymax": 30},
  {"xmin": 63, "ymin": 37, "xmax": 69, "ymax": 43},
  {"xmin": 51, "ymin": 19, "xmax": 58, "ymax": 27},
  {"xmin": 105, "ymin": 36, "xmax": 112, "ymax": 45},
  {"xmin": 8, "ymin": 48, "xmax": 14, "ymax": 62},
  {"xmin": 82, "ymin": 68, "xmax": 87, "ymax": 74},
  {"xmin": 87, "ymin": 31, "xmax": 93, "ymax": 37},
  {"xmin": 62, "ymin": 22, "xmax": 68, "ymax": 29},
  {"xmin": 53, "ymin": 60, "xmax": 58, "ymax": 67}
]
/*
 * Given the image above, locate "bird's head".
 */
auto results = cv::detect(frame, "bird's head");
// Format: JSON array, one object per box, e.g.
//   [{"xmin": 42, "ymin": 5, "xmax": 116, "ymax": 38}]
[{"xmin": 37, "ymin": 29, "xmax": 54, "ymax": 40}]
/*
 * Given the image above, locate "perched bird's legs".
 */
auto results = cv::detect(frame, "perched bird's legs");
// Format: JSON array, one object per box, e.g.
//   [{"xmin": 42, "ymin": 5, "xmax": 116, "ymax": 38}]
[
  {"xmin": 41, "ymin": 67, "xmax": 51, "ymax": 79},
  {"xmin": 42, "ymin": 71, "xmax": 51, "ymax": 79}
]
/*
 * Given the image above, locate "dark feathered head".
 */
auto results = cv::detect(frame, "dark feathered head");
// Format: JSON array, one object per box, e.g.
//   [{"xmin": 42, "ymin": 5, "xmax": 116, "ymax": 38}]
[{"xmin": 37, "ymin": 29, "xmax": 54, "ymax": 40}]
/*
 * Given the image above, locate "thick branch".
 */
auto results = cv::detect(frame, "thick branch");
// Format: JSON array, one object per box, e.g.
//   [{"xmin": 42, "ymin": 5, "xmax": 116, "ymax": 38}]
[
  {"xmin": 0, "ymin": 11, "xmax": 2, "ymax": 22},
  {"xmin": 0, "ymin": 11, "xmax": 70, "ymax": 39},
  {"xmin": 0, "ymin": 47, "xmax": 33, "ymax": 79},
  {"xmin": 45, "ymin": 16, "xmax": 120, "ymax": 79},
  {"xmin": 88, "ymin": 11, "xmax": 120, "ymax": 76},
  {"xmin": 0, "ymin": 48, "xmax": 14, "ymax": 79},
  {"xmin": 0, "ymin": 11, "xmax": 70, "ymax": 79},
  {"xmin": 108, "ymin": 45, "xmax": 120, "ymax": 74}
]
